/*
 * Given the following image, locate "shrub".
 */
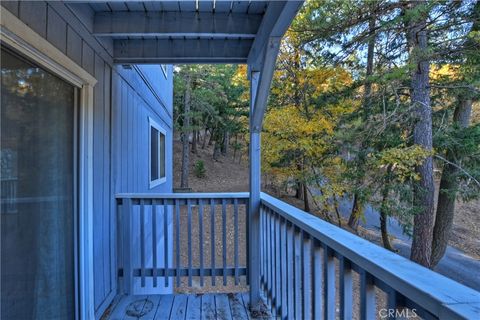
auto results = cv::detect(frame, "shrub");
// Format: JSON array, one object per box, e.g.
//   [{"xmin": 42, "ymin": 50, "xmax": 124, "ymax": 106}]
[{"xmin": 194, "ymin": 160, "xmax": 206, "ymax": 178}]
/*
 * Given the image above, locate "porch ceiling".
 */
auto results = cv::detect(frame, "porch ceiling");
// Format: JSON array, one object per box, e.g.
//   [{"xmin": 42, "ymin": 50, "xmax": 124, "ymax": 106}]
[{"xmin": 67, "ymin": 1, "xmax": 303, "ymax": 67}]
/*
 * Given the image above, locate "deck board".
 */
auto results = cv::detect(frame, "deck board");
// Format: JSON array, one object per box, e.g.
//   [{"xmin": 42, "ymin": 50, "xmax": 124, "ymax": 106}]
[
  {"xmin": 201, "ymin": 294, "xmax": 216, "ymax": 320},
  {"xmin": 228, "ymin": 293, "xmax": 249, "ymax": 320},
  {"xmin": 170, "ymin": 295, "xmax": 188, "ymax": 320},
  {"xmin": 154, "ymin": 294, "xmax": 175, "ymax": 320},
  {"xmin": 107, "ymin": 293, "xmax": 252, "ymax": 320},
  {"xmin": 214, "ymin": 294, "xmax": 232, "ymax": 320},
  {"xmin": 185, "ymin": 295, "xmax": 202, "ymax": 320}
]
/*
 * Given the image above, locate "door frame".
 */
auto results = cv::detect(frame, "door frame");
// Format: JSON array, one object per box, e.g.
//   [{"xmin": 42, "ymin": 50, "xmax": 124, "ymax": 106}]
[{"xmin": 1, "ymin": 9, "xmax": 97, "ymax": 320}]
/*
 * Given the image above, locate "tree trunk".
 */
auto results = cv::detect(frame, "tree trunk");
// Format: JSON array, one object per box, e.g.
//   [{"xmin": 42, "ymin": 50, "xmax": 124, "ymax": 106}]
[
  {"xmin": 295, "ymin": 182, "xmax": 303, "ymax": 199},
  {"xmin": 407, "ymin": 1, "xmax": 435, "ymax": 268},
  {"xmin": 222, "ymin": 130, "xmax": 229, "ymax": 155},
  {"xmin": 380, "ymin": 167, "xmax": 394, "ymax": 251},
  {"xmin": 202, "ymin": 128, "xmax": 208, "ymax": 149},
  {"xmin": 233, "ymin": 134, "xmax": 238, "ymax": 160},
  {"xmin": 333, "ymin": 196, "xmax": 342, "ymax": 227},
  {"xmin": 180, "ymin": 75, "xmax": 191, "ymax": 189},
  {"xmin": 208, "ymin": 128, "xmax": 215, "ymax": 146},
  {"xmin": 346, "ymin": 8, "xmax": 376, "ymax": 230},
  {"xmin": 191, "ymin": 130, "xmax": 198, "ymax": 154},
  {"xmin": 303, "ymin": 182, "xmax": 310, "ymax": 212},
  {"xmin": 380, "ymin": 208, "xmax": 393, "ymax": 251},
  {"xmin": 348, "ymin": 194, "xmax": 360, "ymax": 231},
  {"xmin": 431, "ymin": 1, "xmax": 479, "ymax": 267},
  {"xmin": 430, "ymin": 99, "xmax": 472, "ymax": 267},
  {"xmin": 213, "ymin": 142, "xmax": 221, "ymax": 161}
]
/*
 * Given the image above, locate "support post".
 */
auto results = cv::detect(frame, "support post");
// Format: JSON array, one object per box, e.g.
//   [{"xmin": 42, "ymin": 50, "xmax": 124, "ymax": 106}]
[
  {"xmin": 249, "ymin": 71, "xmax": 261, "ymax": 309},
  {"xmin": 122, "ymin": 198, "xmax": 133, "ymax": 294}
]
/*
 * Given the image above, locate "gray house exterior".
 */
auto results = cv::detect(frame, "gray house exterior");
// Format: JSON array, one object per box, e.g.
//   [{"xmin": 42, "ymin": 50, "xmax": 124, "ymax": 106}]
[
  {"xmin": 1, "ymin": 2, "xmax": 173, "ymax": 318},
  {"xmin": 1, "ymin": 1, "xmax": 479, "ymax": 320}
]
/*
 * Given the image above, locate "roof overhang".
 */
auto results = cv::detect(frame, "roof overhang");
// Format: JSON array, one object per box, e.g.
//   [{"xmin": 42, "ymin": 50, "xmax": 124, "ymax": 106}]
[{"xmin": 67, "ymin": 1, "xmax": 303, "ymax": 67}]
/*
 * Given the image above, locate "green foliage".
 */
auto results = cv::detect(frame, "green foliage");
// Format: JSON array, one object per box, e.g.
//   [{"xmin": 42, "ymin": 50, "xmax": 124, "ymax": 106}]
[
  {"xmin": 174, "ymin": 65, "xmax": 249, "ymax": 157},
  {"xmin": 264, "ymin": 0, "xmax": 480, "ymax": 233},
  {"xmin": 369, "ymin": 145, "xmax": 433, "ymax": 183},
  {"xmin": 194, "ymin": 160, "xmax": 206, "ymax": 178}
]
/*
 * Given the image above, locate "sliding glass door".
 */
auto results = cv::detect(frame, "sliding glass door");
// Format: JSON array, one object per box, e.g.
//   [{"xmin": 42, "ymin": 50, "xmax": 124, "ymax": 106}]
[{"xmin": 1, "ymin": 47, "xmax": 77, "ymax": 319}]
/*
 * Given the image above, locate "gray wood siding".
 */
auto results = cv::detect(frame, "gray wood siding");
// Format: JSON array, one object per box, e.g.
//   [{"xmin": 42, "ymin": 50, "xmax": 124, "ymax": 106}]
[
  {"xmin": 112, "ymin": 66, "xmax": 174, "ymax": 296},
  {"xmin": 1, "ymin": 2, "xmax": 173, "ymax": 318},
  {"xmin": 112, "ymin": 65, "xmax": 173, "ymax": 195}
]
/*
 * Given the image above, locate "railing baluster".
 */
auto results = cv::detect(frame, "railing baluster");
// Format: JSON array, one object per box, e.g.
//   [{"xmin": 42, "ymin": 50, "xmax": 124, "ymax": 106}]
[
  {"xmin": 210, "ymin": 198, "xmax": 216, "ymax": 286},
  {"xmin": 262, "ymin": 205, "xmax": 267, "ymax": 290},
  {"xmin": 152, "ymin": 200, "xmax": 158, "ymax": 287},
  {"xmin": 387, "ymin": 287, "xmax": 404, "ymax": 320},
  {"xmin": 313, "ymin": 239, "xmax": 322, "ymax": 319},
  {"xmin": 199, "ymin": 199, "xmax": 204, "ymax": 286},
  {"xmin": 275, "ymin": 213, "xmax": 281, "ymax": 317},
  {"xmin": 286, "ymin": 221, "xmax": 294, "ymax": 320},
  {"xmin": 163, "ymin": 200, "xmax": 169, "ymax": 287},
  {"xmin": 387, "ymin": 289, "xmax": 399, "ymax": 320},
  {"xmin": 187, "ymin": 199, "xmax": 193, "ymax": 287},
  {"xmin": 122, "ymin": 198, "xmax": 133, "ymax": 294},
  {"xmin": 303, "ymin": 233, "xmax": 312, "ymax": 319},
  {"xmin": 272, "ymin": 211, "xmax": 278, "ymax": 315},
  {"xmin": 340, "ymin": 257, "xmax": 353, "ymax": 320},
  {"xmin": 324, "ymin": 245, "xmax": 335, "ymax": 320},
  {"xmin": 234, "ymin": 198, "xmax": 239, "ymax": 285},
  {"xmin": 360, "ymin": 271, "xmax": 376, "ymax": 320},
  {"xmin": 222, "ymin": 198, "xmax": 227, "ymax": 286},
  {"xmin": 294, "ymin": 227, "xmax": 302, "ymax": 320},
  {"xmin": 267, "ymin": 208, "xmax": 273, "ymax": 308},
  {"xmin": 140, "ymin": 199, "xmax": 146, "ymax": 287},
  {"xmin": 245, "ymin": 202, "xmax": 250, "ymax": 286},
  {"xmin": 175, "ymin": 199, "xmax": 181, "ymax": 287},
  {"xmin": 280, "ymin": 216, "xmax": 287, "ymax": 320},
  {"xmin": 259, "ymin": 205, "xmax": 264, "ymax": 288}
]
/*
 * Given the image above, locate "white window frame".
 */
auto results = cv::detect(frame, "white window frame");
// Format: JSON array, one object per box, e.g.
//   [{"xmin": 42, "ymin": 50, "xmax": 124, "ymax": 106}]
[
  {"xmin": 149, "ymin": 117, "xmax": 167, "ymax": 188},
  {"xmin": 1, "ymin": 9, "xmax": 96, "ymax": 320},
  {"xmin": 160, "ymin": 64, "xmax": 168, "ymax": 78}
]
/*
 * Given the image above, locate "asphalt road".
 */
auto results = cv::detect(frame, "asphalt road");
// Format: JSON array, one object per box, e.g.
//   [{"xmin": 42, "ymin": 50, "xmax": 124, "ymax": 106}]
[{"xmin": 336, "ymin": 198, "xmax": 480, "ymax": 292}]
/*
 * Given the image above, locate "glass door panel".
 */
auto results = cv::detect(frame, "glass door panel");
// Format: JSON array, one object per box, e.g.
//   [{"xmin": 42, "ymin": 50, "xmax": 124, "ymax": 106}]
[{"xmin": 1, "ymin": 47, "xmax": 76, "ymax": 320}]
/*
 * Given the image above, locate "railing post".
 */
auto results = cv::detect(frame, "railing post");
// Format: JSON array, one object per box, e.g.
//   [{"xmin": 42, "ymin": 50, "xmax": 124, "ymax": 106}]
[
  {"xmin": 122, "ymin": 197, "xmax": 133, "ymax": 294},
  {"xmin": 249, "ymin": 70, "xmax": 261, "ymax": 309}
]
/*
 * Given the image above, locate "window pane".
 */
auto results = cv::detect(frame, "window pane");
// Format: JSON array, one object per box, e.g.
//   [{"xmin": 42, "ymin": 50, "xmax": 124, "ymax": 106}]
[
  {"xmin": 151, "ymin": 127, "xmax": 159, "ymax": 181},
  {"xmin": 160, "ymin": 133, "xmax": 165, "ymax": 178},
  {"xmin": 1, "ymin": 48, "xmax": 75, "ymax": 319}
]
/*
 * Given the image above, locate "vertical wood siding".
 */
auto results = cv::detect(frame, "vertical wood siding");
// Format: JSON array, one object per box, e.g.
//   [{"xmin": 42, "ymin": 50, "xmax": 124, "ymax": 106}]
[
  {"xmin": 112, "ymin": 65, "xmax": 174, "ymax": 296},
  {"xmin": 1, "ymin": 1, "xmax": 173, "ymax": 318}
]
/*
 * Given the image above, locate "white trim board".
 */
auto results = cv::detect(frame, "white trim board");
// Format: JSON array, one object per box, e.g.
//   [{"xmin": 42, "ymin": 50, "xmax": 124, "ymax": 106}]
[
  {"xmin": 148, "ymin": 117, "xmax": 167, "ymax": 189},
  {"xmin": 1, "ymin": 8, "xmax": 96, "ymax": 320}
]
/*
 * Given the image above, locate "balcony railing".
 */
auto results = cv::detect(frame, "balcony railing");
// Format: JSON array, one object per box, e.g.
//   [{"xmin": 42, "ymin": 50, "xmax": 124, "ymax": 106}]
[
  {"xmin": 116, "ymin": 192, "xmax": 480, "ymax": 320},
  {"xmin": 116, "ymin": 193, "xmax": 249, "ymax": 292}
]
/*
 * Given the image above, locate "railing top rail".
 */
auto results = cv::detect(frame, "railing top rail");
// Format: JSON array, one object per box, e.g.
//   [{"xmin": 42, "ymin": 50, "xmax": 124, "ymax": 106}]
[
  {"xmin": 260, "ymin": 192, "xmax": 480, "ymax": 320},
  {"xmin": 115, "ymin": 192, "xmax": 250, "ymax": 199}
]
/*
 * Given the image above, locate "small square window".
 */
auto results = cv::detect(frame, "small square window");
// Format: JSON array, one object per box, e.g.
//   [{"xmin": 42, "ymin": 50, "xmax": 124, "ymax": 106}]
[{"xmin": 149, "ymin": 118, "xmax": 166, "ymax": 188}]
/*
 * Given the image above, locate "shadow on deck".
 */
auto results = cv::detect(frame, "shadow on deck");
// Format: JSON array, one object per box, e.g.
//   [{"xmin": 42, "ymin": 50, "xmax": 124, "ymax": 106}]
[{"xmin": 105, "ymin": 292, "xmax": 268, "ymax": 320}]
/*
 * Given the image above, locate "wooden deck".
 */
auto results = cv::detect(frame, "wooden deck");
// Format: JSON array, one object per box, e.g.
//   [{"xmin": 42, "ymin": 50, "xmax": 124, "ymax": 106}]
[{"xmin": 105, "ymin": 292, "xmax": 260, "ymax": 320}]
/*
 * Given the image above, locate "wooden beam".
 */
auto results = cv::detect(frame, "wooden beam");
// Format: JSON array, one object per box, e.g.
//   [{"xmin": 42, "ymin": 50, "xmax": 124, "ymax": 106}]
[
  {"xmin": 251, "ymin": 37, "xmax": 281, "ymax": 132},
  {"xmin": 93, "ymin": 11, "xmax": 263, "ymax": 38},
  {"xmin": 247, "ymin": 1, "xmax": 303, "ymax": 71},
  {"xmin": 113, "ymin": 38, "xmax": 252, "ymax": 64}
]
